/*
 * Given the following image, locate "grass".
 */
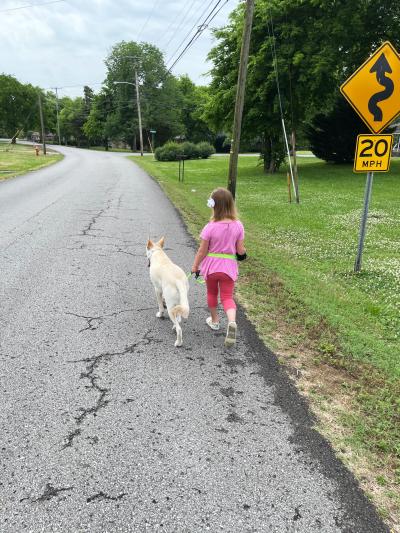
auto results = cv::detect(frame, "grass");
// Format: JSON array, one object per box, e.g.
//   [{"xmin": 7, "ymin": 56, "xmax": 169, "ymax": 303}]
[
  {"xmin": 132, "ymin": 154, "xmax": 400, "ymax": 527},
  {"xmin": 0, "ymin": 142, "xmax": 63, "ymax": 180}
]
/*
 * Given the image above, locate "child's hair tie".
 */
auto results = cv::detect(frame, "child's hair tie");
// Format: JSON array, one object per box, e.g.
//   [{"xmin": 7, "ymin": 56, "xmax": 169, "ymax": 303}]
[{"xmin": 207, "ymin": 197, "xmax": 215, "ymax": 208}]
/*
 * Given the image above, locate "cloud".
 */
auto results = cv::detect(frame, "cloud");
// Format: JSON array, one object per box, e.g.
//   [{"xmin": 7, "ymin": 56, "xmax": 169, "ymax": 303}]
[{"xmin": 0, "ymin": 0, "xmax": 235, "ymax": 97}]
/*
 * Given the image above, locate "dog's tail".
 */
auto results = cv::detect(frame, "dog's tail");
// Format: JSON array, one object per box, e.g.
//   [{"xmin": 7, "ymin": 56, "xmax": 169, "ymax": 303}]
[{"xmin": 171, "ymin": 279, "xmax": 189, "ymax": 319}]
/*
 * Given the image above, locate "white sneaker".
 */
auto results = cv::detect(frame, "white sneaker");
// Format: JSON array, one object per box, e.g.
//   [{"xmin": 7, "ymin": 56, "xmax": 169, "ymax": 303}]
[
  {"xmin": 206, "ymin": 317, "xmax": 220, "ymax": 331},
  {"xmin": 224, "ymin": 321, "xmax": 237, "ymax": 347}
]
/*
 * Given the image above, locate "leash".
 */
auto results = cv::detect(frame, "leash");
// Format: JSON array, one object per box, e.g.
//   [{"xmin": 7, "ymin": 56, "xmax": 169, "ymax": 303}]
[{"xmin": 187, "ymin": 271, "xmax": 206, "ymax": 284}]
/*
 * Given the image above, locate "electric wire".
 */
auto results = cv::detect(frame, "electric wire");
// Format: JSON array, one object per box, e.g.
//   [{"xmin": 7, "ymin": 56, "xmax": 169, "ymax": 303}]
[
  {"xmin": 0, "ymin": 0, "xmax": 65, "ymax": 13},
  {"xmin": 161, "ymin": 0, "xmax": 200, "ymax": 52},
  {"xmin": 166, "ymin": 0, "xmax": 218, "ymax": 66},
  {"xmin": 137, "ymin": 0, "xmax": 162, "ymax": 42},
  {"xmin": 266, "ymin": 10, "xmax": 297, "ymax": 201},
  {"xmin": 167, "ymin": 0, "xmax": 230, "ymax": 72}
]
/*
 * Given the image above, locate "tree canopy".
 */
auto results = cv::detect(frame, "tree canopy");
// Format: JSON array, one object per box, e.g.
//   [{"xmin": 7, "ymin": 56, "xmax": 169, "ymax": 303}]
[{"xmin": 205, "ymin": 0, "xmax": 400, "ymax": 169}]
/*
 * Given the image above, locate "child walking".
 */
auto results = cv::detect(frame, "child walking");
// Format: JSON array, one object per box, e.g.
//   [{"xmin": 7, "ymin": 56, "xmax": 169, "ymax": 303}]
[{"xmin": 192, "ymin": 187, "xmax": 246, "ymax": 347}]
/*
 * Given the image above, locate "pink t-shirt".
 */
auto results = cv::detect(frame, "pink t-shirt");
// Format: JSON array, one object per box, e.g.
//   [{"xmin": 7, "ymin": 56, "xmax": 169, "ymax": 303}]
[{"xmin": 200, "ymin": 220, "xmax": 245, "ymax": 281}]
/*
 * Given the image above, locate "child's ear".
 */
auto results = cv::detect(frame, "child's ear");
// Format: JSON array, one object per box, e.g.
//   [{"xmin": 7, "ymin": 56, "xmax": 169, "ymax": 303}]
[
  {"xmin": 146, "ymin": 239, "xmax": 153, "ymax": 249},
  {"xmin": 157, "ymin": 236, "xmax": 165, "ymax": 248}
]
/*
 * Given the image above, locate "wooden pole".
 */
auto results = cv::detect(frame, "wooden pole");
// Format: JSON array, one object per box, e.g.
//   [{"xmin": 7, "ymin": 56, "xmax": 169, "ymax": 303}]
[
  {"xmin": 55, "ymin": 87, "xmax": 61, "ymax": 145},
  {"xmin": 38, "ymin": 94, "xmax": 46, "ymax": 155},
  {"xmin": 227, "ymin": 0, "xmax": 255, "ymax": 199},
  {"xmin": 135, "ymin": 68, "xmax": 144, "ymax": 156},
  {"xmin": 287, "ymin": 172, "xmax": 292, "ymax": 203}
]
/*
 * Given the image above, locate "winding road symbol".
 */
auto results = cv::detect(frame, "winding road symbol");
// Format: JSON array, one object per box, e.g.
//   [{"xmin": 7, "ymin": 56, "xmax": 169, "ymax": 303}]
[
  {"xmin": 368, "ymin": 53, "xmax": 394, "ymax": 122},
  {"xmin": 340, "ymin": 41, "xmax": 400, "ymax": 134}
]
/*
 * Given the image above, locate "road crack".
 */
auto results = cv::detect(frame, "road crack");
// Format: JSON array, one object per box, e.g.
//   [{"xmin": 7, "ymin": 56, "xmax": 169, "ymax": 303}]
[
  {"xmin": 20, "ymin": 483, "xmax": 74, "ymax": 503},
  {"xmin": 87, "ymin": 491, "xmax": 127, "ymax": 503},
  {"xmin": 65, "ymin": 308, "xmax": 135, "ymax": 333},
  {"xmin": 62, "ymin": 330, "xmax": 162, "ymax": 449}
]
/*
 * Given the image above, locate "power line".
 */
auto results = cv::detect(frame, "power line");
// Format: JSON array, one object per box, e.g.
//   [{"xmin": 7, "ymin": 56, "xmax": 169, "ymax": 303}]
[
  {"xmin": 137, "ymin": 0, "xmax": 162, "ymax": 42},
  {"xmin": 166, "ymin": 0, "xmax": 216, "ymax": 66},
  {"xmin": 161, "ymin": 0, "xmax": 200, "ymax": 52},
  {"xmin": 266, "ymin": 10, "xmax": 298, "ymax": 202},
  {"xmin": 0, "ymin": 0, "xmax": 66, "ymax": 13},
  {"xmin": 168, "ymin": 0, "xmax": 230, "ymax": 72},
  {"xmin": 42, "ymin": 82, "xmax": 104, "ymax": 92}
]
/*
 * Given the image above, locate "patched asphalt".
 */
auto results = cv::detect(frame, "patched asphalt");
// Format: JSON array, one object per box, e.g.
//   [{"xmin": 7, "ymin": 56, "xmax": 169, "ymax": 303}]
[{"xmin": 0, "ymin": 147, "xmax": 388, "ymax": 532}]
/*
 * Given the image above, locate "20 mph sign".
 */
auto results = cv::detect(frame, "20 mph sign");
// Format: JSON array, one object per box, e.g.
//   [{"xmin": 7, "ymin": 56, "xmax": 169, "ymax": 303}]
[{"xmin": 354, "ymin": 134, "xmax": 393, "ymax": 173}]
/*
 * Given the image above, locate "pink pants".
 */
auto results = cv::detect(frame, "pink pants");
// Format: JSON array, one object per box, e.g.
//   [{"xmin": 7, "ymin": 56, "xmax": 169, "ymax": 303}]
[{"xmin": 206, "ymin": 272, "xmax": 236, "ymax": 312}]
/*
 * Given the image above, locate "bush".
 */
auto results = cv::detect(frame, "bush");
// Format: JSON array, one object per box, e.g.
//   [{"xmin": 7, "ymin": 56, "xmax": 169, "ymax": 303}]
[
  {"xmin": 154, "ymin": 142, "xmax": 183, "ymax": 161},
  {"xmin": 154, "ymin": 141, "xmax": 215, "ymax": 161},
  {"xmin": 197, "ymin": 141, "xmax": 215, "ymax": 159},
  {"xmin": 181, "ymin": 141, "xmax": 200, "ymax": 159}
]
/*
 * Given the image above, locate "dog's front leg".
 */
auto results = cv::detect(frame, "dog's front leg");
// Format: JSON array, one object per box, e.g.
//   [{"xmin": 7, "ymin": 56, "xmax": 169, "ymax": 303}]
[{"xmin": 155, "ymin": 288, "xmax": 164, "ymax": 318}]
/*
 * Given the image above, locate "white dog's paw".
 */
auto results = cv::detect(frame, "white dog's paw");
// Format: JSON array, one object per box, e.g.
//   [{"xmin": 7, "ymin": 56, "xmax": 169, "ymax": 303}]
[
  {"xmin": 174, "ymin": 339, "xmax": 183, "ymax": 347},
  {"xmin": 156, "ymin": 311, "xmax": 164, "ymax": 318}
]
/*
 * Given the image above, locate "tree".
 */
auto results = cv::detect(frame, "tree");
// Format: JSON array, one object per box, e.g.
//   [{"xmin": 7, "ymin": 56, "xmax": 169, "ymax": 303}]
[
  {"xmin": 0, "ymin": 75, "xmax": 39, "ymax": 142},
  {"xmin": 176, "ymin": 75, "xmax": 214, "ymax": 143},
  {"xmin": 83, "ymin": 90, "xmax": 113, "ymax": 149},
  {"xmin": 305, "ymin": 98, "xmax": 371, "ymax": 163},
  {"xmin": 101, "ymin": 41, "xmax": 184, "ymax": 149},
  {"xmin": 59, "ymin": 97, "xmax": 87, "ymax": 146},
  {"xmin": 205, "ymin": 0, "xmax": 400, "ymax": 172}
]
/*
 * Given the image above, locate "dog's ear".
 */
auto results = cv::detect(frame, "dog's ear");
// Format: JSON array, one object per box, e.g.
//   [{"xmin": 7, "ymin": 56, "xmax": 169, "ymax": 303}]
[
  {"xmin": 157, "ymin": 236, "xmax": 165, "ymax": 248},
  {"xmin": 146, "ymin": 239, "xmax": 153, "ymax": 249}
]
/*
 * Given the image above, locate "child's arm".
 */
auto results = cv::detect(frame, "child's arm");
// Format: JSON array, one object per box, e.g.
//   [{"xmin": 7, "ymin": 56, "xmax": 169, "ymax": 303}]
[
  {"xmin": 192, "ymin": 239, "xmax": 209, "ymax": 273},
  {"xmin": 236, "ymin": 239, "xmax": 247, "ymax": 261},
  {"xmin": 236, "ymin": 239, "xmax": 246, "ymax": 255}
]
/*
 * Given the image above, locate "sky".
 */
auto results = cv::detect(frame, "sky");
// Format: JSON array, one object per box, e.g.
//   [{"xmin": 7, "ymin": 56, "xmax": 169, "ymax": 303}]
[{"xmin": 0, "ymin": 0, "xmax": 236, "ymax": 97}]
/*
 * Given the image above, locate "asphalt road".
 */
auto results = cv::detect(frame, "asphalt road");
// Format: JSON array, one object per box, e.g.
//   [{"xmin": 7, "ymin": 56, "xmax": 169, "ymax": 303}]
[{"xmin": 0, "ymin": 146, "xmax": 387, "ymax": 532}]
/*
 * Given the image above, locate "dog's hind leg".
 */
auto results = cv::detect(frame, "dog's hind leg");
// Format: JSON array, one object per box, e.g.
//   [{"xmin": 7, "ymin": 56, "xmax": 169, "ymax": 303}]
[
  {"xmin": 169, "ymin": 309, "xmax": 182, "ymax": 347},
  {"xmin": 154, "ymin": 288, "xmax": 164, "ymax": 318}
]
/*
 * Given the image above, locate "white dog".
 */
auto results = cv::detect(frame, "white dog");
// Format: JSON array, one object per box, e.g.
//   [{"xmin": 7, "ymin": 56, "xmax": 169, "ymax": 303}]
[{"xmin": 146, "ymin": 237, "xmax": 189, "ymax": 347}]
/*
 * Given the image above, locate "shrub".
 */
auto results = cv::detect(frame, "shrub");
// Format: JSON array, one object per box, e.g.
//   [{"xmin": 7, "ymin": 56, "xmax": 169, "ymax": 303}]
[
  {"xmin": 154, "ymin": 140, "xmax": 215, "ymax": 161},
  {"xmin": 197, "ymin": 141, "xmax": 215, "ymax": 159},
  {"xmin": 154, "ymin": 142, "xmax": 183, "ymax": 161},
  {"xmin": 181, "ymin": 141, "xmax": 200, "ymax": 159}
]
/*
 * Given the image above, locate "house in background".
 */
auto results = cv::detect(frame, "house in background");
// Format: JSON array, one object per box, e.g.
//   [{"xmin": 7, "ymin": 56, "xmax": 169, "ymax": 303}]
[{"xmin": 393, "ymin": 121, "xmax": 400, "ymax": 155}]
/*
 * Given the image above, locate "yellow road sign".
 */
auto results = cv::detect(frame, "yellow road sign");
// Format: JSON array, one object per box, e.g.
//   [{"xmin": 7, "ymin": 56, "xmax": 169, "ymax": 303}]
[
  {"xmin": 341, "ymin": 42, "xmax": 400, "ymax": 134},
  {"xmin": 354, "ymin": 134, "xmax": 393, "ymax": 173}
]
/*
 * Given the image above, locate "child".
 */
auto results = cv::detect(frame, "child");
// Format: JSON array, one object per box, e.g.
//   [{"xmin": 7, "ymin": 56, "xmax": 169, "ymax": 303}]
[{"xmin": 192, "ymin": 187, "xmax": 246, "ymax": 347}]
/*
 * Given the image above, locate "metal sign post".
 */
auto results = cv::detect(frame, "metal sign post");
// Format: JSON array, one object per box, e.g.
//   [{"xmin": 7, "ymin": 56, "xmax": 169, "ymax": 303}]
[{"xmin": 354, "ymin": 171, "xmax": 374, "ymax": 272}]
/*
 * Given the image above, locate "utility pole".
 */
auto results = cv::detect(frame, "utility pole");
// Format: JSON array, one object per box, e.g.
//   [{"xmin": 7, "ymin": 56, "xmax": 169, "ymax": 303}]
[
  {"xmin": 135, "ymin": 68, "xmax": 144, "ymax": 156},
  {"xmin": 54, "ymin": 87, "xmax": 61, "ymax": 145},
  {"xmin": 227, "ymin": 0, "xmax": 255, "ymax": 199},
  {"xmin": 38, "ymin": 94, "xmax": 47, "ymax": 155}
]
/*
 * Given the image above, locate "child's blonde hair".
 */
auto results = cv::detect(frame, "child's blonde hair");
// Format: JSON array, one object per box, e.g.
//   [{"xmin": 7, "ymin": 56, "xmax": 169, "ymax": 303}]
[{"xmin": 210, "ymin": 187, "xmax": 238, "ymax": 221}]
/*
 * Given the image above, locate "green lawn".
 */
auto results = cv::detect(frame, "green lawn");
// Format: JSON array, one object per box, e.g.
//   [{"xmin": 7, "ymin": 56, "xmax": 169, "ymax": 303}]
[
  {"xmin": 132, "ymin": 154, "xmax": 399, "ymax": 522},
  {"xmin": 0, "ymin": 142, "xmax": 63, "ymax": 180}
]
